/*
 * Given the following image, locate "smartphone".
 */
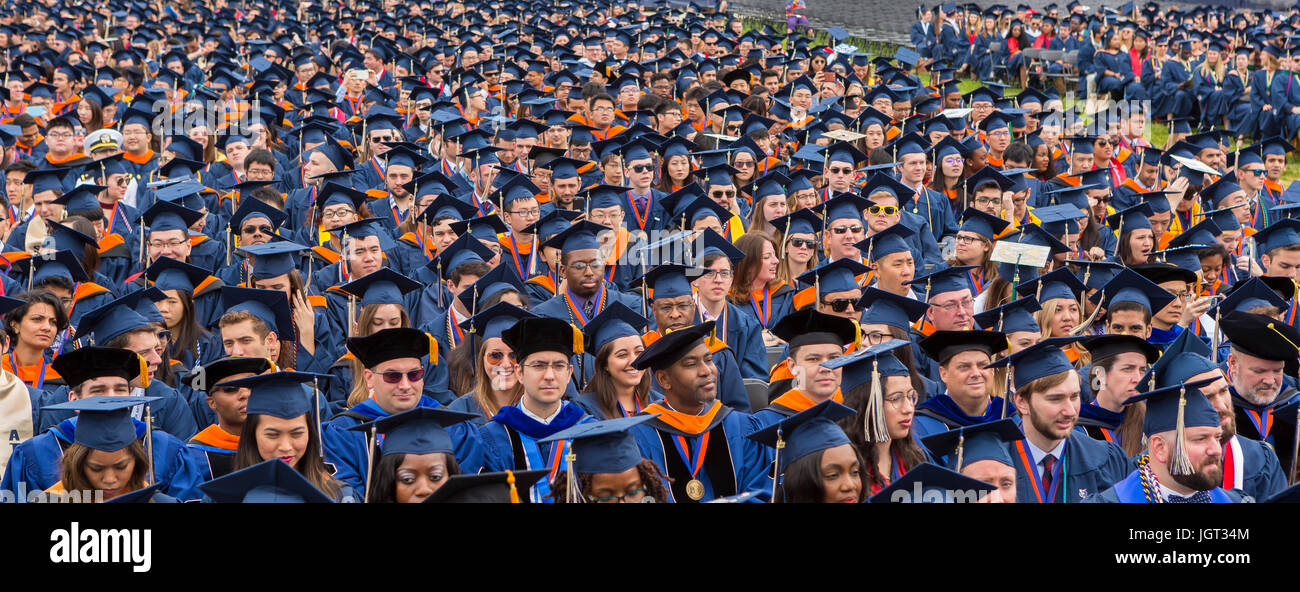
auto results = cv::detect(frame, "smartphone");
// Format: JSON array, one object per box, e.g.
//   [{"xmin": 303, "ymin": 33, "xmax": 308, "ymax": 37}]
[{"xmin": 821, "ymin": 71, "xmax": 835, "ymax": 83}]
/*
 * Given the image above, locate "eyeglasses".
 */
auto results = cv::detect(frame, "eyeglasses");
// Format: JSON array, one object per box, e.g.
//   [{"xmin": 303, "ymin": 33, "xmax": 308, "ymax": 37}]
[
  {"xmin": 821, "ymin": 298, "xmax": 859, "ymax": 312},
  {"xmin": 567, "ymin": 259, "xmax": 606, "ymax": 271},
  {"xmin": 884, "ymin": 390, "xmax": 919, "ymax": 407},
  {"xmin": 322, "ymin": 207, "xmax": 356, "ymax": 220},
  {"xmin": 867, "ymin": 205, "xmax": 899, "ymax": 216},
  {"xmin": 46, "ymin": 132, "xmax": 73, "ymax": 139},
  {"xmin": 654, "ymin": 301, "xmax": 695, "ymax": 315},
  {"xmin": 629, "ymin": 164, "xmax": 654, "ymax": 173},
  {"xmin": 149, "ymin": 239, "xmax": 187, "ymax": 249},
  {"xmin": 593, "ymin": 105, "xmax": 615, "ymax": 113},
  {"xmin": 932, "ymin": 298, "xmax": 975, "ymax": 313},
  {"xmin": 699, "ymin": 269, "xmax": 733, "ymax": 280},
  {"xmin": 523, "ymin": 360, "xmax": 571, "ymax": 373},
  {"xmin": 827, "ymin": 167, "xmax": 854, "ymax": 175},
  {"xmin": 242, "ymin": 225, "xmax": 274, "ymax": 235},
  {"xmin": 733, "ymin": 160, "xmax": 754, "ymax": 168},
  {"xmin": 955, "ymin": 234, "xmax": 985, "ymax": 245},
  {"xmin": 1169, "ymin": 291, "xmax": 1194, "ymax": 301},
  {"xmin": 972, "ymin": 196, "xmax": 1001, "ymax": 207},
  {"xmin": 379, "ymin": 369, "xmax": 425, "ymax": 384},
  {"xmin": 787, "ymin": 237, "xmax": 817, "ymax": 249},
  {"xmin": 486, "ymin": 350, "xmax": 517, "ymax": 364},
  {"xmin": 831, "ymin": 224, "xmax": 863, "ymax": 235},
  {"xmin": 1244, "ymin": 168, "xmax": 1267, "ymax": 177},
  {"xmin": 711, "ymin": 190, "xmax": 736, "ymax": 199},
  {"xmin": 588, "ymin": 488, "xmax": 647, "ymax": 503},
  {"xmin": 942, "ymin": 156, "xmax": 964, "ymax": 166},
  {"xmin": 508, "ymin": 208, "xmax": 541, "ymax": 218},
  {"xmin": 862, "ymin": 331, "xmax": 890, "ymax": 345}
]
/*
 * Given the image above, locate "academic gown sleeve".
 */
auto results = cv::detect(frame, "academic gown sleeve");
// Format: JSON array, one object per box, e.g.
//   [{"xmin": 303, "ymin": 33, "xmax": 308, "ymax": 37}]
[
  {"xmin": 713, "ymin": 347, "xmax": 751, "ymax": 413},
  {"xmin": 1241, "ymin": 437, "xmax": 1287, "ymax": 501},
  {"xmin": 148, "ymin": 382, "xmax": 199, "ymax": 442},
  {"xmin": 729, "ymin": 305, "xmax": 769, "ymax": 380}
]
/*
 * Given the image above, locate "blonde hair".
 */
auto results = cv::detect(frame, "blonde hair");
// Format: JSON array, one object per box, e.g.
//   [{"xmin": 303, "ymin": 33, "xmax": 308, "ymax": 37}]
[{"xmin": 472, "ymin": 338, "xmax": 523, "ymax": 418}]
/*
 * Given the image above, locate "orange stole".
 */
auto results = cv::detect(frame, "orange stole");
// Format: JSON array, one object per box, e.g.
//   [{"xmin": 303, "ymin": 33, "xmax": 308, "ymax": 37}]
[
  {"xmin": 643, "ymin": 399, "xmax": 723, "ymax": 435},
  {"xmin": 190, "ymin": 424, "xmax": 240, "ymax": 451}
]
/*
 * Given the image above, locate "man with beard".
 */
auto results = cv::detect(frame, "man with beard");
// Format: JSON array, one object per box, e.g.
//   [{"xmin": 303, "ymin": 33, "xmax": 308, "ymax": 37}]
[
  {"xmin": 986, "ymin": 337, "xmax": 1130, "ymax": 503},
  {"xmin": 629, "ymin": 321, "xmax": 768, "ymax": 502},
  {"xmin": 1138, "ymin": 330, "xmax": 1286, "ymax": 501},
  {"xmin": 1218, "ymin": 311, "xmax": 1300, "ymax": 480},
  {"xmin": 1090, "ymin": 382, "xmax": 1248, "ymax": 503}
]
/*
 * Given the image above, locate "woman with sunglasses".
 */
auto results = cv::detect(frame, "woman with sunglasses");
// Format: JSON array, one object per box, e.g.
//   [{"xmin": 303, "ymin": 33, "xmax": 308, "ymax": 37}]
[
  {"xmin": 950, "ymin": 209, "xmax": 1008, "ymax": 295},
  {"xmin": 770, "ymin": 209, "xmax": 820, "ymax": 291},
  {"xmin": 147, "ymin": 257, "xmax": 222, "ymax": 374},
  {"xmin": 446, "ymin": 303, "xmax": 531, "ymax": 426},
  {"xmin": 731, "ymin": 231, "xmax": 796, "ymax": 346}
]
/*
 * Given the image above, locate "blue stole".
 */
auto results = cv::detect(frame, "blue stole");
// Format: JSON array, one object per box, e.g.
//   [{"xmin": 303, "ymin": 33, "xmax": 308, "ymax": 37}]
[
  {"xmin": 491, "ymin": 402, "xmax": 587, "ymax": 502},
  {"xmin": 917, "ymin": 394, "xmax": 1010, "ymax": 426}
]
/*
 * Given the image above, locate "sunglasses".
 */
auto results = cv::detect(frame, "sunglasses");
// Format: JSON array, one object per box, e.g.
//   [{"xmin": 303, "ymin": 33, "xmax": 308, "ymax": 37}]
[
  {"xmin": 242, "ymin": 225, "xmax": 274, "ymax": 235},
  {"xmin": 788, "ymin": 237, "xmax": 817, "ymax": 249},
  {"xmin": 486, "ymin": 350, "xmax": 517, "ymax": 364},
  {"xmin": 831, "ymin": 224, "xmax": 863, "ymax": 234},
  {"xmin": 827, "ymin": 167, "xmax": 854, "ymax": 175},
  {"xmin": 711, "ymin": 190, "xmax": 736, "ymax": 199},
  {"xmin": 821, "ymin": 298, "xmax": 858, "ymax": 312},
  {"xmin": 379, "ymin": 369, "xmax": 424, "ymax": 384},
  {"xmin": 867, "ymin": 205, "xmax": 899, "ymax": 216},
  {"xmin": 1244, "ymin": 168, "xmax": 1267, "ymax": 177},
  {"xmin": 629, "ymin": 164, "xmax": 654, "ymax": 173}
]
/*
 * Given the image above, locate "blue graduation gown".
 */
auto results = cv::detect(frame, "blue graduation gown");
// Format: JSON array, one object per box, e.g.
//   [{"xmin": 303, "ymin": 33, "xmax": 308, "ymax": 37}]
[
  {"xmin": 618, "ymin": 188, "xmax": 670, "ymax": 233},
  {"xmin": 1, "ymin": 417, "xmax": 202, "ymax": 501},
  {"xmin": 478, "ymin": 401, "xmax": 593, "ymax": 502},
  {"xmin": 36, "ymin": 380, "xmax": 199, "ymax": 442},
  {"xmin": 529, "ymin": 282, "xmax": 644, "ymax": 326},
  {"xmin": 902, "ymin": 186, "xmax": 956, "ymax": 244},
  {"xmin": 695, "ymin": 302, "xmax": 767, "ymax": 381},
  {"xmin": 446, "ymin": 393, "xmax": 492, "ymax": 426},
  {"xmin": 571, "ymin": 390, "xmax": 663, "ymax": 421},
  {"xmin": 631, "ymin": 402, "xmax": 768, "ymax": 503},
  {"xmin": 1007, "ymin": 429, "xmax": 1130, "ymax": 503},
  {"xmin": 914, "ymin": 394, "xmax": 1014, "ymax": 439},
  {"xmin": 1088, "ymin": 470, "xmax": 1243, "ymax": 503},
  {"xmin": 322, "ymin": 395, "xmax": 483, "ymax": 493},
  {"xmin": 1225, "ymin": 434, "xmax": 1287, "ymax": 501}
]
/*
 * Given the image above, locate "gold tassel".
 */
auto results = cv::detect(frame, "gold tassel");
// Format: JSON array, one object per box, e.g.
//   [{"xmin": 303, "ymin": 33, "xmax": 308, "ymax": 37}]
[
  {"xmin": 506, "ymin": 470, "xmax": 520, "ymax": 504},
  {"xmin": 427, "ymin": 333, "xmax": 439, "ymax": 362},
  {"xmin": 865, "ymin": 359, "xmax": 890, "ymax": 443},
  {"xmin": 565, "ymin": 442, "xmax": 580, "ymax": 503},
  {"xmin": 571, "ymin": 323, "xmax": 584, "ymax": 355},
  {"xmin": 1267, "ymin": 323, "xmax": 1300, "ymax": 354},
  {"xmin": 1170, "ymin": 388, "xmax": 1194, "ymax": 476},
  {"xmin": 853, "ymin": 320, "xmax": 862, "ymax": 350},
  {"xmin": 955, "ymin": 431, "xmax": 965, "ymax": 470},
  {"xmin": 138, "ymin": 354, "xmax": 150, "ymax": 389}
]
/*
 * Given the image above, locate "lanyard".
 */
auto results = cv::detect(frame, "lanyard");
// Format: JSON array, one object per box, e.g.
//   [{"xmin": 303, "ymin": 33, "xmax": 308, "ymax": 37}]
[
  {"xmin": 507, "ymin": 238, "xmax": 528, "ymax": 279},
  {"xmin": 672, "ymin": 431, "xmax": 711, "ymax": 483},
  {"xmin": 749, "ymin": 287, "xmax": 772, "ymax": 328},
  {"xmin": 627, "ymin": 191, "xmax": 651, "ymax": 230},
  {"xmin": 1015, "ymin": 439, "xmax": 1065, "ymax": 503},
  {"xmin": 371, "ymin": 157, "xmax": 386, "ymax": 182},
  {"xmin": 564, "ymin": 285, "xmax": 605, "ymax": 326}
]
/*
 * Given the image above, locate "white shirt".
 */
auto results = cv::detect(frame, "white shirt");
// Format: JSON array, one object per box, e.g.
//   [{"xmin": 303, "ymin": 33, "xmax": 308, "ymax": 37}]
[
  {"xmin": 519, "ymin": 400, "xmax": 562, "ymax": 425},
  {"xmin": 1025, "ymin": 436, "xmax": 1067, "ymax": 478}
]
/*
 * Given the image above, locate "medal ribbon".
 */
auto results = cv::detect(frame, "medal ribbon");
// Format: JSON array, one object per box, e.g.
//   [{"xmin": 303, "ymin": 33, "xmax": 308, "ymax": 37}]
[
  {"xmin": 672, "ymin": 431, "xmax": 711, "ymax": 483},
  {"xmin": 627, "ymin": 191, "xmax": 651, "ymax": 230}
]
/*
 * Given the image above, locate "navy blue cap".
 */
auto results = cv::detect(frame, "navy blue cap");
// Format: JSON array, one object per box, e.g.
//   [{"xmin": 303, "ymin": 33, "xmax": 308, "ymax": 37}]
[
  {"xmin": 906, "ymin": 265, "xmax": 976, "ymax": 300},
  {"xmin": 73, "ymin": 295, "xmax": 155, "ymax": 344},
  {"xmin": 1105, "ymin": 202, "xmax": 1155, "ymax": 231},
  {"xmin": 229, "ymin": 197, "xmax": 288, "ymax": 232},
  {"xmin": 1211, "ymin": 277, "xmax": 1291, "ymax": 319},
  {"xmin": 45, "ymin": 395, "xmax": 160, "ymax": 451},
  {"xmin": 984, "ymin": 336, "xmax": 1081, "ymax": 390},
  {"xmin": 964, "ymin": 165, "xmax": 1015, "ymax": 193},
  {"xmin": 1003, "ymin": 222, "xmax": 1070, "ymax": 255},
  {"xmin": 221, "ymin": 286, "xmax": 296, "ymax": 340},
  {"xmin": 462, "ymin": 302, "xmax": 537, "ymax": 341},
  {"xmin": 448, "ymin": 215, "xmax": 509, "ymax": 243},
  {"xmin": 13, "ymin": 249, "xmax": 90, "ymax": 285},
  {"xmin": 1033, "ymin": 204, "xmax": 1083, "ymax": 236},
  {"xmin": 538, "ymin": 415, "xmax": 658, "ymax": 474},
  {"xmin": 815, "ymin": 192, "xmax": 870, "ymax": 223},
  {"xmin": 1167, "ymin": 218, "xmax": 1222, "ymax": 249},
  {"xmin": 542, "ymin": 220, "xmax": 609, "ymax": 252},
  {"xmin": 920, "ymin": 330, "xmax": 1008, "ymax": 365},
  {"xmin": 631, "ymin": 321, "xmax": 716, "ymax": 371},
  {"xmin": 769, "ymin": 208, "xmax": 822, "ymax": 237},
  {"xmin": 1218, "ymin": 311, "xmax": 1300, "ymax": 363},
  {"xmin": 52, "ymin": 184, "xmax": 106, "ymax": 212},
  {"xmin": 694, "ymin": 229, "xmax": 746, "ymax": 263},
  {"xmin": 1254, "ymin": 218, "xmax": 1300, "ymax": 255},
  {"xmin": 582, "ymin": 302, "xmax": 648, "ymax": 354},
  {"xmin": 222, "ymin": 371, "xmax": 329, "ymax": 419},
  {"xmin": 1123, "ymin": 380, "xmax": 1219, "ymax": 436},
  {"xmin": 858, "ymin": 287, "xmax": 929, "ymax": 330},
  {"xmin": 1066, "ymin": 259, "xmax": 1125, "ymax": 292},
  {"xmin": 427, "ymin": 233, "xmax": 495, "ymax": 277},
  {"xmin": 1139, "ymin": 328, "xmax": 1216, "ymax": 392},
  {"xmin": 198, "ymin": 458, "xmax": 334, "ymax": 503},
  {"xmin": 455, "ymin": 263, "xmax": 526, "ymax": 313},
  {"xmin": 1016, "ymin": 267, "xmax": 1086, "ymax": 303},
  {"xmin": 974, "ymin": 296, "xmax": 1042, "ymax": 334},
  {"xmin": 921, "ymin": 418, "xmax": 1022, "ymax": 470},
  {"xmin": 770, "ymin": 307, "xmax": 859, "ymax": 349},
  {"xmin": 867, "ymin": 462, "xmax": 998, "ymax": 503},
  {"xmin": 500, "ymin": 316, "xmax": 580, "ymax": 361},
  {"xmin": 237, "ymin": 241, "xmax": 308, "ymax": 280},
  {"xmin": 1089, "ymin": 267, "xmax": 1175, "ymax": 313},
  {"xmin": 823, "ymin": 339, "xmax": 913, "ymax": 394},
  {"xmin": 341, "ymin": 268, "xmax": 422, "ymax": 308},
  {"xmin": 421, "ymin": 469, "xmax": 549, "ymax": 503},
  {"xmin": 146, "ymin": 256, "xmax": 210, "ymax": 293},
  {"xmin": 746, "ymin": 400, "xmax": 856, "ymax": 474},
  {"xmin": 630, "ymin": 263, "xmax": 701, "ymax": 300},
  {"xmin": 959, "ymin": 207, "xmax": 1010, "ymax": 241},
  {"xmin": 797, "ymin": 258, "xmax": 870, "ymax": 295},
  {"xmin": 1198, "ymin": 171, "xmax": 1243, "ymax": 207},
  {"xmin": 141, "ymin": 199, "xmax": 203, "ymax": 233},
  {"xmin": 856, "ymin": 223, "xmax": 914, "ymax": 262},
  {"xmin": 351, "ymin": 406, "xmax": 476, "ymax": 456}
]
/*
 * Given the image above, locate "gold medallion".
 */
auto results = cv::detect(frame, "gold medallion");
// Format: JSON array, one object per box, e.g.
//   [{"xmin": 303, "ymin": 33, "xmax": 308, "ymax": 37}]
[{"xmin": 685, "ymin": 479, "xmax": 705, "ymax": 501}]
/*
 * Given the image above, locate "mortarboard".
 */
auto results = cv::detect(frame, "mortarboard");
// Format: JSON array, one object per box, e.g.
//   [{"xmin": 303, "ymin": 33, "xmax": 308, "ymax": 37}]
[
  {"xmin": 984, "ymin": 336, "xmax": 1081, "ymax": 390},
  {"xmin": 198, "ymin": 458, "xmax": 334, "ymax": 503},
  {"xmin": 45, "ymin": 394, "xmax": 159, "ymax": 451},
  {"xmin": 746, "ymin": 400, "xmax": 857, "ymax": 475}
]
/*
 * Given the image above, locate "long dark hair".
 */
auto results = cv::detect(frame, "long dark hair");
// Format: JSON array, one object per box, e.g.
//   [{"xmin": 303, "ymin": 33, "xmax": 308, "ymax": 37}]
[
  {"xmin": 165, "ymin": 289, "xmax": 208, "ymax": 364},
  {"xmin": 928, "ymin": 164, "xmax": 966, "ymax": 211},
  {"xmin": 234, "ymin": 412, "xmax": 342, "ymax": 500},
  {"xmin": 728, "ymin": 231, "xmax": 778, "ymax": 304},
  {"xmin": 839, "ymin": 372, "xmax": 929, "ymax": 491},
  {"xmin": 583, "ymin": 338, "xmax": 651, "ymax": 419},
  {"xmin": 5, "ymin": 289, "xmax": 69, "ymax": 344},
  {"xmin": 367, "ymin": 452, "xmax": 462, "ymax": 503},
  {"xmin": 551, "ymin": 459, "xmax": 671, "ymax": 503},
  {"xmin": 1079, "ymin": 213, "xmax": 1102, "ymax": 253},
  {"xmin": 1117, "ymin": 228, "xmax": 1149, "ymax": 265},
  {"xmin": 774, "ymin": 446, "xmax": 866, "ymax": 502}
]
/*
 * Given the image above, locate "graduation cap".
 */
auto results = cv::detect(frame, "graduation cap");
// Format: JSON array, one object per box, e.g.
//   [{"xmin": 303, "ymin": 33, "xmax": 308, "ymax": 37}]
[
  {"xmin": 867, "ymin": 462, "xmax": 998, "ymax": 503},
  {"xmin": 184, "ymin": 357, "xmax": 274, "ymax": 394},
  {"xmin": 856, "ymin": 223, "xmax": 915, "ymax": 264},
  {"xmin": 198, "ymin": 458, "xmax": 335, "ymax": 503},
  {"xmin": 220, "ymin": 371, "xmax": 329, "ymax": 420},
  {"xmin": 541, "ymin": 220, "xmax": 610, "ymax": 254},
  {"xmin": 449, "ymin": 215, "xmax": 509, "ymax": 243},
  {"xmin": 1210, "ymin": 277, "xmax": 1292, "ymax": 320},
  {"xmin": 746, "ymin": 400, "xmax": 857, "ymax": 476},
  {"xmin": 25, "ymin": 167, "xmax": 72, "ymax": 196},
  {"xmin": 796, "ymin": 258, "xmax": 870, "ymax": 298},
  {"xmin": 455, "ymin": 263, "xmax": 527, "ymax": 314},
  {"xmin": 964, "ymin": 166, "xmax": 1015, "ymax": 193},
  {"xmin": 72, "ymin": 291, "xmax": 157, "ymax": 344},
  {"xmin": 1218, "ymin": 311, "xmax": 1300, "ymax": 364},
  {"xmin": 237, "ymin": 242, "xmax": 308, "ymax": 280},
  {"xmin": 820, "ymin": 339, "xmax": 912, "ymax": 441},
  {"xmin": 340, "ymin": 268, "xmax": 423, "ymax": 308},
  {"xmin": 1167, "ymin": 218, "xmax": 1222, "ymax": 250},
  {"xmin": 11, "ymin": 249, "xmax": 90, "ymax": 285},
  {"xmin": 500, "ymin": 316, "xmax": 580, "ymax": 361},
  {"xmin": 770, "ymin": 307, "xmax": 858, "ymax": 350},
  {"xmin": 421, "ymin": 469, "xmax": 548, "ymax": 503},
  {"xmin": 1198, "ymin": 172, "xmax": 1244, "ymax": 208},
  {"xmin": 146, "ymin": 256, "xmax": 211, "ymax": 294},
  {"xmin": 958, "ymin": 207, "xmax": 1011, "ymax": 242},
  {"xmin": 228, "ymin": 197, "xmax": 288, "ymax": 234},
  {"xmin": 905, "ymin": 265, "xmax": 976, "ymax": 301},
  {"xmin": 1079, "ymin": 333, "xmax": 1160, "ymax": 368},
  {"xmin": 631, "ymin": 321, "xmax": 716, "ymax": 371},
  {"xmin": 857, "ymin": 288, "xmax": 930, "ymax": 331},
  {"xmin": 919, "ymin": 330, "xmax": 1008, "ymax": 366},
  {"xmin": 813, "ymin": 192, "xmax": 870, "ymax": 224},
  {"xmin": 580, "ymin": 302, "xmax": 649, "ymax": 356},
  {"xmin": 921, "ymin": 418, "xmax": 1022, "ymax": 472},
  {"xmin": 1089, "ymin": 267, "xmax": 1176, "ymax": 314},
  {"xmin": 536, "ymin": 414, "xmax": 659, "ymax": 494},
  {"xmin": 49, "ymin": 347, "xmax": 148, "ymax": 393},
  {"xmin": 973, "ymin": 296, "xmax": 1042, "ymax": 335},
  {"xmin": 221, "ymin": 286, "xmax": 296, "ymax": 341},
  {"xmin": 1016, "ymin": 266, "xmax": 1086, "ymax": 303},
  {"xmin": 45, "ymin": 394, "xmax": 159, "ymax": 451},
  {"xmin": 1253, "ymin": 218, "xmax": 1300, "ymax": 255},
  {"xmin": 1120, "ymin": 380, "xmax": 1219, "ymax": 476},
  {"xmin": 140, "ymin": 198, "xmax": 203, "ymax": 233},
  {"xmin": 1131, "ymin": 261, "xmax": 1197, "ymax": 288},
  {"xmin": 983, "ymin": 336, "xmax": 1080, "ymax": 391},
  {"xmin": 350, "ymin": 406, "xmax": 477, "ymax": 459}
]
